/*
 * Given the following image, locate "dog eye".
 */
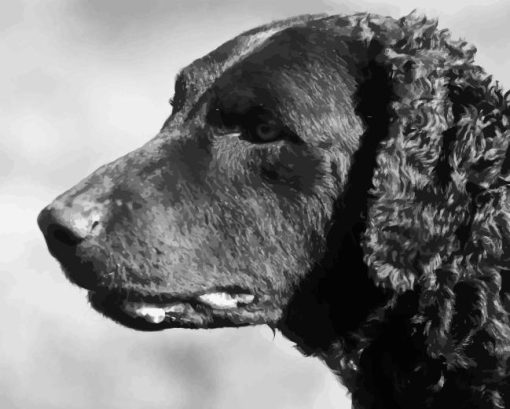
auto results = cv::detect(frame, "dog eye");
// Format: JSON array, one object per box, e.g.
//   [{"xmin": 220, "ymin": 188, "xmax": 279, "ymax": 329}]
[
  {"xmin": 208, "ymin": 105, "xmax": 284, "ymax": 143},
  {"xmin": 253, "ymin": 121, "xmax": 281, "ymax": 142}
]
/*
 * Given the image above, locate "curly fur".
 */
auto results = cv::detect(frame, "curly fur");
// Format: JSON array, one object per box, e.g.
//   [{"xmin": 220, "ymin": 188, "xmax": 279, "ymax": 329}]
[
  {"xmin": 274, "ymin": 12, "xmax": 510, "ymax": 409},
  {"xmin": 335, "ymin": 12, "xmax": 510, "ymax": 409},
  {"xmin": 38, "ymin": 11, "xmax": 510, "ymax": 409}
]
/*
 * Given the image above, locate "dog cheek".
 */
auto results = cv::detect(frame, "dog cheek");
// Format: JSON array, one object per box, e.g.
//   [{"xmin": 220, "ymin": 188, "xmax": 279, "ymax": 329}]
[{"xmin": 259, "ymin": 146, "xmax": 336, "ymax": 195}]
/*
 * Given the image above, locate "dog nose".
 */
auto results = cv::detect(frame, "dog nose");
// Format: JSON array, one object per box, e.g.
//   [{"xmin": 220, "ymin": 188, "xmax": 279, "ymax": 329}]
[{"xmin": 37, "ymin": 201, "xmax": 103, "ymax": 249}]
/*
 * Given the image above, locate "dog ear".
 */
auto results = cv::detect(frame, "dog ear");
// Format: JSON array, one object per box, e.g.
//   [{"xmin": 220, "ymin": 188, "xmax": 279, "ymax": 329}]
[
  {"xmin": 359, "ymin": 13, "xmax": 510, "ymax": 291},
  {"xmin": 357, "ymin": 13, "xmax": 510, "ymax": 361}
]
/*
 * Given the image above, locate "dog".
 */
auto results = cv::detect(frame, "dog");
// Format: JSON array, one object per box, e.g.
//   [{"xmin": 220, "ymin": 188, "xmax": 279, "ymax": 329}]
[{"xmin": 38, "ymin": 12, "xmax": 510, "ymax": 409}]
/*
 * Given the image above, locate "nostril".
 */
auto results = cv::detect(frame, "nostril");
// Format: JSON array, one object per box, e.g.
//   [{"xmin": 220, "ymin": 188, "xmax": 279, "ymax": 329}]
[
  {"xmin": 38, "ymin": 204, "xmax": 103, "ymax": 250},
  {"xmin": 46, "ymin": 223, "xmax": 84, "ymax": 246}
]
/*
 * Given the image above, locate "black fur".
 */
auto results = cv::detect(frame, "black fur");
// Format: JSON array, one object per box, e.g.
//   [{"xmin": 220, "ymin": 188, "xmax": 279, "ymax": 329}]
[{"xmin": 38, "ymin": 12, "xmax": 510, "ymax": 408}]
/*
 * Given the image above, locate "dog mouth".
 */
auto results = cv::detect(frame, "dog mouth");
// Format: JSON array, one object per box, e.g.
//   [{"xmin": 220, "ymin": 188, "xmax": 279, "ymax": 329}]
[
  {"xmin": 123, "ymin": 292, "xmax": 256, "ymax": 324},
  {"xmin": 56, "ymin": 259, "xmax": 277, "ymax": 330},
  {"xmin": 88, "ymin": 287, "xmax": 264, "ymax": 331}
]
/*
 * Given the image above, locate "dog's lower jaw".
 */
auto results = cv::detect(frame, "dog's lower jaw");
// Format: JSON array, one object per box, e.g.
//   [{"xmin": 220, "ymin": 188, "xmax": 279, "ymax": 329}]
[{"xmin": 88, "ymin": 289, "xmax": 283, "ymax": 331}]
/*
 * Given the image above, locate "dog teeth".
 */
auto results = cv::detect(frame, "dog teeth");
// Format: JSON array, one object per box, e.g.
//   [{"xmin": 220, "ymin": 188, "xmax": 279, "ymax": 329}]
[
  {"xmin": 234, "ymin": 293, "xmax": 255, "ymax": 305},
  {"xmin": 198, "ymin": 292, "xmax": 254, "ymax": 309},
  {"xmin": 122, "ymin": 293, "xmax": 254, "ymax": 322},
  {"xmin": 123, "ymin": 302, "xmax": 188, "ymax": 324},
  {"xmin": 164, "ymin": 304, "xmax": 186, "ymax": 314},
  {"xmin": 124, "ymin": 304, "xmax": 166, "ymax": 324}
]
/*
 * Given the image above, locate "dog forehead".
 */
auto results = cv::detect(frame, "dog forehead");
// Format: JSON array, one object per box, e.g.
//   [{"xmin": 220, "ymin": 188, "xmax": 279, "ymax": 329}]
[{"xmin": 176, "ymin": 15, "xmax": 326, "ymax": 95}]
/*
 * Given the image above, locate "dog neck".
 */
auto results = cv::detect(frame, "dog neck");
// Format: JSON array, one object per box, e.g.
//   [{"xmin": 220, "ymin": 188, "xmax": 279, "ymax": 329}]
[{"xmin": 277, "ymin": 227, "xmax": 390, "ymax": 389}]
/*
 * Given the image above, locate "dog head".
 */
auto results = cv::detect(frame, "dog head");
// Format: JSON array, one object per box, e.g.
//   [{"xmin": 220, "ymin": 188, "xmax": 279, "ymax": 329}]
[
  {"xmin": 38, "ymin": 12, "xmax": 510, "ymax": 348},
  {"xmin": 37, "ymin": 14, "xmax": 363, "ymax": 330}
]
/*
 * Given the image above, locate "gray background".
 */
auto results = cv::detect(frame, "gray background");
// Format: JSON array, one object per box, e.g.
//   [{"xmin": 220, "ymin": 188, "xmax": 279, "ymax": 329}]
[{"xmin": 1, "ymin": 0, "xmax": 509, "ymax": 408}]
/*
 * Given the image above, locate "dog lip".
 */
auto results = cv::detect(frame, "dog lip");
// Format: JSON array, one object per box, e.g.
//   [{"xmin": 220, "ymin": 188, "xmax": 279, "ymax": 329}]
[
  {"xmin": 89, "ymin": 287, "xmax": 257, "ymax": 327},
  {"xmin": 88, "ymin": 290, "xmax": 193, "ymax": 330},
  {"xmin": 197, "ymin": 292, "xmax": 255, "ymax": 309},
  {"xmin": 121, "ymin": 291, "xmax": 256, "ymax": 324}
]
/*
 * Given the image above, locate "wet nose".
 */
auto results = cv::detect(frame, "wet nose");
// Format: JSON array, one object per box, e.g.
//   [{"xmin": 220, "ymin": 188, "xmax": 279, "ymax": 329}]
[{"xmin": 37, "ymin": 200, "xmax": 103, "ymax": 251}]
